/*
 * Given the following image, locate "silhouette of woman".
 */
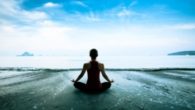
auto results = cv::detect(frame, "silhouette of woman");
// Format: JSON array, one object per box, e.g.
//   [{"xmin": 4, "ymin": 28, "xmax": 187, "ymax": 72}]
[{"xmin": 72, "ymin": 49, "xmax": 113, "ymax": 92}]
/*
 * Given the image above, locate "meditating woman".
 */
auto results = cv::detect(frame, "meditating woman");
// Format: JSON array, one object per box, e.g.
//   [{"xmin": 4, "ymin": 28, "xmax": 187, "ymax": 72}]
[{"xmin": 72, "ymin": 49, "xmax": 113, "ymax": 92}]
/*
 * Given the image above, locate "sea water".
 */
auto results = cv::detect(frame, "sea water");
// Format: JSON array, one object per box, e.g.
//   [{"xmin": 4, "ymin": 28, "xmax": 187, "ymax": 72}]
[
  {"xmin": 0, "ymin": 56, "xmax": 195, "ymax": 110},
  {"xmin": 0, "ymin": 56, "xmax": 195, "ymax": 69}
]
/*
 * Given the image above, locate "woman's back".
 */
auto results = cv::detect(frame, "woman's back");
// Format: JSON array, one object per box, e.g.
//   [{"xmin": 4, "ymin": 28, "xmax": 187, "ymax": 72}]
[{"xmin": 86, "ymin": 61, "xmax": 101, "ymax": 89}]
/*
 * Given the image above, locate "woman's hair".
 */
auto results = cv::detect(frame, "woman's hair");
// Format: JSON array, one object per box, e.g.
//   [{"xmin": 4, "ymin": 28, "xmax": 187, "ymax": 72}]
[{"xmin": 90, "ymin": 48, "xmax": 98, "ymax": 59}]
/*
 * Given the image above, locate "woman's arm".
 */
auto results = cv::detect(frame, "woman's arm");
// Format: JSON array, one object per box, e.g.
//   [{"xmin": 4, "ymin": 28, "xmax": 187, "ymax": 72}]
[
  {"xmin": 73, "ymin": 64, "xmax": 87, "ymax": 82},
  {"xmin": 100, "ymin": 64, "xmax": 113, "ymax": 83}
]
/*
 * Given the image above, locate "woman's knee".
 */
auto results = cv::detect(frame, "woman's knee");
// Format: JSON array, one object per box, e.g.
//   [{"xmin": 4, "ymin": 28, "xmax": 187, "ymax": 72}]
[
  {"xmin": 74, "ymin": 82, "xmax": 87, "ymax": 91},
  {"xmin": 102, "ymin": 82, "xmax": 111, "ymax": 88},
  {"xmin": 107, "ymin": 82, "xmax": 111, "ymax": 88},
  {"xmin": 74, "ymin": 82, "xmax": 82, "ymax": 88}
]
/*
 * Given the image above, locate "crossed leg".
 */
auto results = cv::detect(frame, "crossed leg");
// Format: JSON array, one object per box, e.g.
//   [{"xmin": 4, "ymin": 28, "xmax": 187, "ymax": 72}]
[{"xmin": 74, "ymin": 82, "xmax": 111, "ymax": 92}]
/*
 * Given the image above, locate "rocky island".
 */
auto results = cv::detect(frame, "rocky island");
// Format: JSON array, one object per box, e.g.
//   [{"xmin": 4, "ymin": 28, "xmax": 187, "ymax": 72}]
[
  {"xmin": 18, "ymin": 51, "xmax": 34, "ymax": 56},
  {"xmin": 168, "ymin": 51, "xmax": 195, "ymax": 56}
]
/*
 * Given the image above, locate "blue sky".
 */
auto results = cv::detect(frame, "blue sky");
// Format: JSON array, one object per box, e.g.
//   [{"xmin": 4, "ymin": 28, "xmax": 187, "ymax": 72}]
[{"xmin": 0, "ymin": 0, "xmax": 195, "ymax": 56}]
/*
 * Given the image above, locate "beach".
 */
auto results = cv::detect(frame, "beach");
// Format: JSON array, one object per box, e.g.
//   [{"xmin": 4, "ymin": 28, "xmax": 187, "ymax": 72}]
[
  {"xmin": 0, "ymin": 68, "xmax": 195, "ymax": 110},
  {"xmin": 1, "ymin": 0, "xmax": 195, "ymax": 109}
]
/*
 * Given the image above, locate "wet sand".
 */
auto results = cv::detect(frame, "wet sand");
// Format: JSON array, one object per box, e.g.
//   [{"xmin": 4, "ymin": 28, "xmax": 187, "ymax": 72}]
[{"xmin": 0, "ymin": 68, "xmax": 195, "ymax": 110}]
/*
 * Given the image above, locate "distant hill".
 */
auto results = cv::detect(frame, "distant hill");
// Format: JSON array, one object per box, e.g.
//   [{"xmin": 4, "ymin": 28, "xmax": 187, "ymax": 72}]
[
  {"xmin": 168, "ymin": 51, "xmax": 195, "ymax": 56},
  {"xmin": 18, "ymin": 51, "xmax": 34, "ymax": 56}
]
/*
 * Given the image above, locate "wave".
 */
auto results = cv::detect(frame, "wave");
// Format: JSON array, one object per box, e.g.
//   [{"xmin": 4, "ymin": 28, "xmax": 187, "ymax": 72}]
[{"xmin": 0, "ymin": 67, "xmax": 195, "ymax": 72}]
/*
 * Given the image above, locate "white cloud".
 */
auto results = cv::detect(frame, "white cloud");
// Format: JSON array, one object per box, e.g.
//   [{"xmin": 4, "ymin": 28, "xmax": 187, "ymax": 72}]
[
  {"xmin": 0, "ymin": 0, "xmax": 19, "ymax": 15},
  {"xmin": 1, "ymin": 21, "xmax": 195, "ymax": 56},
  {"xmin": 43, "ymin": 2, "xmax": 61, "ymax": 8},
  {"xmin": 170, "ymin": 24, "xmax": 195, "ymax": 30},
  {"xmin": 22, "ymin": 11, "xmax": 48, "ymax": 21},
  {"xmin": 85, "ymin": 12, "xmax": 101, "ymax": 22},
  {"xmin": 152, "ymin": 23, "xmax": 195, "ymax": 31},
  {"xmin": 0, "ymin": 21, "xmax": 76, "ymax": 54},
  {"xmin": 72, "ymin": 1, "xmax": 88, "ymax": 8},
  {"xmin": 108, "ymin": 5, "xmax": 142, "ymax": 18},
  {"xmin": 0, "ymin": 0, "xmax": 76, "ymax": 55},
  {"xmin": 0, "ymin": 0, "xmax": 48, "ymax": 25},
  {"xmin": 117, "ymin": 8, "xmax": 135, "ymax": 17},
  {"xmin": 0, "ymin": 0, "xmax": 195, "ymax": 56},
  {"xmin": 129, "ymin": 0, "xmax": 138, "ymax": 7}
]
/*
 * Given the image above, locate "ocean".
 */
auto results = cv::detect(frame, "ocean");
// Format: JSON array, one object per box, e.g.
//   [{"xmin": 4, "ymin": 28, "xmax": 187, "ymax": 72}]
[
  {"xmin": 0, "ymin": 56, "xmax": 195, "ymax": 69},
  {"xmin": 0, "ymin": 56, "xmax": 195, "ymax": 110}
]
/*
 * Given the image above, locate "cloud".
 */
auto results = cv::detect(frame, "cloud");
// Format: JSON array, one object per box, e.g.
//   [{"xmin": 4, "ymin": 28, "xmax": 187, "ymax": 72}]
[
  {"xmin": 117, "ymin": 7, "xmax": 137, "ymax": 17},
  {"xmin": 72, "ymin": 1, "xmax": 88, "ymax": 8},
  {"xmin": 104, "ymin": 5, "xmax": 143, "ymax": 19},
  {"xmin": 0, "ymin": 0, "xmax": 48, "ymax": 25},
  {"xmin": 0, "ymin": 20, "xmax": 76, "ymax": 54},
  {"xmin": 0, "ymin": 0, "xmax": 195, "ymax": 56},
  {"xmin": 152, "ymin": 23, "xmax": 195, "ymax": 31},
  {"xmin": 129, "ymin": 0, "xmax": 138, "ymax": 7},
  {"xmin": 85, "ymin": 12, "xmax": 101, "ymax": 22},
  {"xmin": 170, "ymin": 24, "xmax": 195, "ymax": 30},
  {"xmin": 43, "ymin": 2, "xmax": 61, "ymax": 8},
  {"xmin": 0, "ymin": 0, "xmax": 76, "ymax": 55}
]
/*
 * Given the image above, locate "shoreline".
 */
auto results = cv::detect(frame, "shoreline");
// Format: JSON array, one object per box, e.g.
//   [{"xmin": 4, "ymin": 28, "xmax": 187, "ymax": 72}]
[
  {"xmin": 0, "ymin": 67, "xmax": 195, "ymax": 72},
  {"xmin": 0, "ymin": 68, "xmax": 195, "ymax": 110}
]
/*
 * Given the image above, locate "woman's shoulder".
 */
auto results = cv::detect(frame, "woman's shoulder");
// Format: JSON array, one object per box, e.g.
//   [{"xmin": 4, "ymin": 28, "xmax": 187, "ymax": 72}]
[
  {"xmin": 84, "ymin": 61, "xmax": 104, "ymax": 67},
  {"xmin": 98, "ymin": 62, "xmax": 104, "ymax": 69},
  {"xmin": 98, "ymin": 62, "xmax": 104, "ymax": 65},
  {"xmin": 83, "ymin": 62, "xmax": 91, "ymax": 69},
  {"xmin": 83, "ymin": 62, "xmax": 90, "ymax": 67}
]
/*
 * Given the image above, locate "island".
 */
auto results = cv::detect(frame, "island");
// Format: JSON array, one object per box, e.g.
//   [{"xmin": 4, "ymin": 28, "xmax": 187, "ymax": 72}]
[
  {"xmin": 168, "ymin": 51, "xmax": 195, "ymax": 56},
  {"xmin": 18, "ymin": 51, "xmax": 34, "ymax": 56}
]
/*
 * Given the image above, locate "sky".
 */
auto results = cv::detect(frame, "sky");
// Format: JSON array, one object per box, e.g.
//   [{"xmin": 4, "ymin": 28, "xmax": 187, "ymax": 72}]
[{"xmin": 0, "ymin": 0, "xmax": 195, "ymax": 56}]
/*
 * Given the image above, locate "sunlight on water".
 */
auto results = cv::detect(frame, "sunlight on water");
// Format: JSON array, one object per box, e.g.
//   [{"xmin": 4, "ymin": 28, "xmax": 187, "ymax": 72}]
[{"xmin": 0, "ymin": 56, "xmax": 195, "ymax": 69}]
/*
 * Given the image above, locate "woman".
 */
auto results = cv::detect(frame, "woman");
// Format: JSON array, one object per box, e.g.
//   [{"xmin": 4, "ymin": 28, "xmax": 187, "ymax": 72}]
[{"xmin": 72, "ymin": 49, "xmax": 113, "ymax": 92}]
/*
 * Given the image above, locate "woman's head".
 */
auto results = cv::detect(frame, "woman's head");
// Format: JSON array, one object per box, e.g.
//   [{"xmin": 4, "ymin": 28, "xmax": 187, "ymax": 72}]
[{"xmin": 90, "ymin": 48, "xmax": 98, "ymax": 59}]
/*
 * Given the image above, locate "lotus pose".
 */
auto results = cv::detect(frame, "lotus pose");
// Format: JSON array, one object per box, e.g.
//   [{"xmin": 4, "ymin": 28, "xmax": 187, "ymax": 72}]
[{"xmin": 72, "ymin": 49, "xmax": 113, "ymax": 92}]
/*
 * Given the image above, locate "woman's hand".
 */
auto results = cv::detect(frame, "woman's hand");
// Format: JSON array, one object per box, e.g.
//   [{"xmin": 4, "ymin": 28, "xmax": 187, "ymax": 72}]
[
  {"xmin": 109, "ymin": 79, "xmax": 114, "ymax": 83},
  {"xmin": 72, "ymin": 79, "xmax": 76, "ymax": 82}
]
